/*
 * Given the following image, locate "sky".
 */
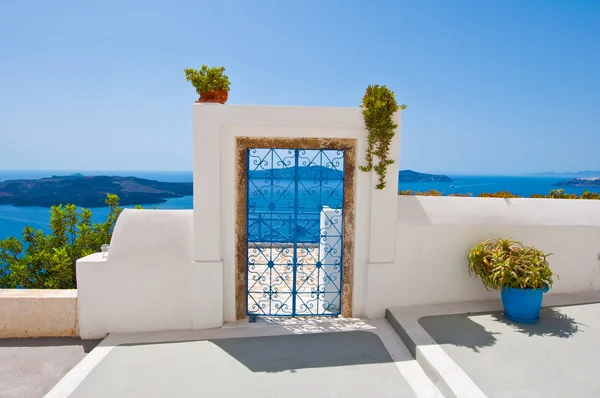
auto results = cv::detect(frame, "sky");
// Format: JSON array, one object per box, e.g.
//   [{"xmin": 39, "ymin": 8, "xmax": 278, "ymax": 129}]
[{"xmin": 0, "ymin": 0, "xmax": 599, "ymax": 175}]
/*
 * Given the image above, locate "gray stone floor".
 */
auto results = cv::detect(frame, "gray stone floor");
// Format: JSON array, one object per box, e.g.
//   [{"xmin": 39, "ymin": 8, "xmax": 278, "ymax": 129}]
[
  {"xmin": 0, "ymin": 337, "xmax": 100, "ymax": 398},
  {"xmin": 420, "ymin": 303, "xmax": 600, "ymax": 398},
  {"xmin": 69, "ymin": 331, "xmax": 417, "ymax": 398}
]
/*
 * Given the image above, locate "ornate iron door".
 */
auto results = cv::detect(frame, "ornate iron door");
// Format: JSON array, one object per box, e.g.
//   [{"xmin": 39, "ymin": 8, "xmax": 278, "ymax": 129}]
[{"xmin": 246, "ymin": 148, "xmax": 344, "ymax": 317}]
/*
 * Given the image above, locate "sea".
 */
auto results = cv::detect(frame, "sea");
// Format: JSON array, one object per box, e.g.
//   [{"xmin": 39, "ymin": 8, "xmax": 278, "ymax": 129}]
[{"xmin": 1, "ymin": 170, "xmax": 599, "ymax": 242}]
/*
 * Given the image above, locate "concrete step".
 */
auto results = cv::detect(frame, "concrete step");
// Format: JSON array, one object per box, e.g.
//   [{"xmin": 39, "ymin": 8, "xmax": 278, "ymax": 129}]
[{"xmin": 385, "ymin": 304, "xmax": 495, "ymax": 398}]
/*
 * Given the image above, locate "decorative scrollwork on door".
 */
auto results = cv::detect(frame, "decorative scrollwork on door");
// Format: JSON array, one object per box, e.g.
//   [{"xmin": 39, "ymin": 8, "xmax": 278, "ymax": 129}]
[{"xmin": 246, "ymin": 148, "xmax": 344, "ymax": 317}]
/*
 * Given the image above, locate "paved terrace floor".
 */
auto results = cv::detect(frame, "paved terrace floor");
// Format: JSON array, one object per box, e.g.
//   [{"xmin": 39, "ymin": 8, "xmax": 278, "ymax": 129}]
[
  {"xmin": 386, "ymin": 293, "xmax": 600, "ymax": 398},
  {"xmin": 419, "ymin": 303, "xmax": 600, "ymax": 398},
  {"xmin": 46, "ymin": 318, "xmax": 441, "ymax": 398},
  {"xmin": 0, "ymin": 338, "xmax": 101, "ymax": 398}
]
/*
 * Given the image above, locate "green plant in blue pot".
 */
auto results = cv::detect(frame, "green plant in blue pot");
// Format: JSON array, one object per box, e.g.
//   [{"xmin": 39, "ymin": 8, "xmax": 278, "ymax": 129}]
[{"xmin": 468, "ymin": 239, "xmax": 557, "ymax": 323}]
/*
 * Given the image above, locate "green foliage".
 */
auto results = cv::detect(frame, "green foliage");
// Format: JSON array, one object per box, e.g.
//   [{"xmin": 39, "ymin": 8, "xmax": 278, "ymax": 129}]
[
  {"xmin": 399, "ymin": 189, "xmax": 443, "ymax": 196},
  {"xmin": 467, "ymin": 238, "xmax": 556, "ymax": 290},
  {"xmin": 184, "ymin": 65, "xmax": 231, "ymax": 94},
  {"xmin": 359, "ymin": 85, "xmax": 406, "ymax": 190},
  {"xmin": 477, "ymin": 191, "xmax": 523, "ymax": 198},
  {"xmin": 0, "ymin": 194, "xmax": 123, "ymax": 289},
  {"xmin": 581, "ymin": 190, "xmax": 600, "ymax": 199},
  {"xmin": 399, "ymin": 189, "xmax": 600, "ymax": 200}
]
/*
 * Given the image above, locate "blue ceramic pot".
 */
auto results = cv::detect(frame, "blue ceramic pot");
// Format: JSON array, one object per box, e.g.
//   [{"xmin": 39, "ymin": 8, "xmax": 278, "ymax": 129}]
[{"xmin": 501, "ymin": 285, "xmax": 550, "ymax": 324}]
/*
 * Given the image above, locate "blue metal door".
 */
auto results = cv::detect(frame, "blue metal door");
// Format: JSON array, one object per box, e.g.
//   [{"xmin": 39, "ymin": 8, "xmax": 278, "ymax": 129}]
[{"xmin": 246, "ymin": 148, "xmax": 345, "ymax": 317}]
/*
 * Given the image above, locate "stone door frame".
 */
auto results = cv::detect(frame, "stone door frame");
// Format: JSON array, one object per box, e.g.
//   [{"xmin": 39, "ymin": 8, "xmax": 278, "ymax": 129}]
[{"xmin": 235, "ymin": 137, "xmax": 356, "ymax": 320}]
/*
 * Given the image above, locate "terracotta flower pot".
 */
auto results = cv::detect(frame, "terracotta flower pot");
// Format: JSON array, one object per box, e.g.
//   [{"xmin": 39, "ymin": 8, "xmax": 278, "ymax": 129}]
[{"xmin": 196, "ymin": 90, "xmax": 228, "ymax": 104}]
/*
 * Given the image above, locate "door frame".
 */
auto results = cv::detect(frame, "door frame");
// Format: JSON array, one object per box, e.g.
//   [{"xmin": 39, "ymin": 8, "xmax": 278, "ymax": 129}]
[{"xmin": 235, "ymin": 137, "xmax": 356, "ymax": 320}]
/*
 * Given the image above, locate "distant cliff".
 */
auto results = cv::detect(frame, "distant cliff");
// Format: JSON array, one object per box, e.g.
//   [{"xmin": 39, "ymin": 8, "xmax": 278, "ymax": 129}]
[
  {"xmin": 251, "ymin": 166, "xmax": 452, "ymax": 182},
  {"xmin": 399, "ymin": 170, "xmax": 453, "ymax": 182},
  {"xmin": 555, "ymin": 177, "xmax": 600, "ymax": 188},
  {"xmin": 0, "ymin": 175, "xmax": 193, "ymax": 207}
]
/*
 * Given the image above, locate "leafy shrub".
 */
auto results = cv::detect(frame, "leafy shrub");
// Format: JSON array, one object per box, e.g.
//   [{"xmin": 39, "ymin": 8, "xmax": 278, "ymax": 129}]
[
  {"xmin": 398, "ymin": 189, "xmax": 442, "ymax": 196},
  {"xmin": 449, "ymin": 192, "xmax": 473, "ymax": 197},
  {"xmin": 0, "ymin": 194, "xmax": 123, "ymax": 289},
  {"xmin": 398, "ymin": 189, "xmax": 600, "ymax": 200},
  {"xmin": 184, "ymin": 65, "xmax": 231, "ymax": 94},
  {"xmin": 418, "ymin": 189, "xmax": 442, "ymax": 196},
  {"xmin": 467, "ymin": 238, "xmax": 556, "ymax": 290},
  {"xmin": 477, "ymin": 191, "xmax": 522, "ymax": 198},
  {"xmin": 581, "ymin": 190, "xmax": 600, "ymax": 199}
]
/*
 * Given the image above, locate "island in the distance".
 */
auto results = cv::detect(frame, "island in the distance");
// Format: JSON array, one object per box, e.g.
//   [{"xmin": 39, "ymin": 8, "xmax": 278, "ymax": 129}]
[
  {"xmin": 0, "ymin": 169, "xmax": 452, "ymax": 208},
  {"xmin": 555, "ymin": 177, "xmax": 600, "ymax": 188},
  {"xmin": 399, "ymin": 170, "xmax": 452, "ymax": 182},
  {"xmin": 0, "ymin": 175, "xmax": 193, "ymax": 207}
]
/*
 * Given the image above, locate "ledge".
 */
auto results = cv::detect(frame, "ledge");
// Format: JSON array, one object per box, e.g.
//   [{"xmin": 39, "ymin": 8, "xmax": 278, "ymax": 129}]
[
  {"xmin": 0, "ymin": 289, "xmax": 78, "ymax": 338},
  {"xmin": 77, "ymin": 253, "xmax": 107, "ymax": 263},
  {"xmin": 0, "ymin": 289, "xmax": 77, "ymax": 298}
]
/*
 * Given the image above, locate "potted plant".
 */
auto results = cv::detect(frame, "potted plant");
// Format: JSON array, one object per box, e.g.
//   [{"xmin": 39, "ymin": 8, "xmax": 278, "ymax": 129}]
[
  {"xmin": 467, "ymin": 238, "xmax": 556, "ymax": 323},
  {"xmin": 184, "ymin": 65, "xmax": 231, "ymax": 104}
]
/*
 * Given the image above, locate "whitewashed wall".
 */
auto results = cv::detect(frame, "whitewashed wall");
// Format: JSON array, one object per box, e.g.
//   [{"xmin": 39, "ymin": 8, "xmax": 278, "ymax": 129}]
[
  {"xmin": 76, "ymin": 209, "xmax": 207, "ymax": 339},
  {"xmin": 194, "ymin": 104, "xmax": 402, "ymax": 322},
  {"xmin": 75, "ymin": 104, "xmax": 600, "ymax": 336},
  {"xmin": 365, "ymin": 196, "xmax": 600, "ymax": 318}
]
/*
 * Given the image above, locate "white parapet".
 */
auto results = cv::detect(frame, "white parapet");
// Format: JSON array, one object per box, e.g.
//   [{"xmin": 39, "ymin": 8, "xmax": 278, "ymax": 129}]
[
  {"xmin": 366, "ymin": 196, "xmax": 600, "ymax": 318},
  {"xmin": 0, "ymin": 289, "xmax": 77, "ymax": 338},
  {"xmin": 76, "ymin": 209, "xmax": 212, "ymax": 339}
]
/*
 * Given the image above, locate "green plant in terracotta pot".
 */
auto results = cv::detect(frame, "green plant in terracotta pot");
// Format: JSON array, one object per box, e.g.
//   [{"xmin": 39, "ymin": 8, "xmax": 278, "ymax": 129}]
[
  {"xmin": 184, "ymin": 65, "xmax": 231, "ymax": 104},
  {"xmin": 467, "ymin": 238, "xmax": 557, "ymax": 323}
]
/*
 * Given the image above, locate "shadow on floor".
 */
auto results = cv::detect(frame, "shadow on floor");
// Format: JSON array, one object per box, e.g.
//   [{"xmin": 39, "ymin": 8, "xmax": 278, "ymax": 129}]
[
  {"xmin": 209, "ymin": 331, "xmax": 396, "ymax": 372},
  {"xmin": 0, "ymin": 337, "xmax": 101, "ymax": 353},
  {"xmin": 419, "ymin": 306, "xmax": 585, "ymax": 353},
  {"xmin": 491, "ymin": 307, "xmax": 586, "ymax": 338},
  {"xmin": 419, "ymin": 313, "xmax": 500, "ymax": 353},
  {"xmin": 120, "ymin": 330, "xmax": 398, "ymax": 373}
]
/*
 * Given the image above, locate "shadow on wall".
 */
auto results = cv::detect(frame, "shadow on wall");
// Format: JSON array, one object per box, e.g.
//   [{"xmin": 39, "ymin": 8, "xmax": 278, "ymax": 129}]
[{"xmin": 419, "ymin": 307, "xmax": 584, "ymax": 353}]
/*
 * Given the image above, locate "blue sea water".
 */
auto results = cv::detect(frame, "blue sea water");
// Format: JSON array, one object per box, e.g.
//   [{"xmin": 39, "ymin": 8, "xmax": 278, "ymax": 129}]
[
  {"xmin": 399, "ymin": 175, "xmax": 600, "ymax": 197},
  {"xmin": 0, "ymin": 170, "xmax": 193, "ymax": 242},
  {"xmin": 1, "ymin": 170, "xmax": 599, "ymax": 242}
]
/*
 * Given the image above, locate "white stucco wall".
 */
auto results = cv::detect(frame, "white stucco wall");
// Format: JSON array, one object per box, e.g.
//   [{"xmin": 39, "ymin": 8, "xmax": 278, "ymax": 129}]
[
  {"xmin": 77, "ymin": 209, "xmax": 204, "ymax": 339},
  {"xmin": 74, "ymin": 104, "xmax": 600, "ymax": 335},
  {"xmin": 365, "ymin": 196, "xmax": 600, "ymax": 318},
  {"xmin": 194, "ymin": 104, "xmax": 402, "ymax": 321}
]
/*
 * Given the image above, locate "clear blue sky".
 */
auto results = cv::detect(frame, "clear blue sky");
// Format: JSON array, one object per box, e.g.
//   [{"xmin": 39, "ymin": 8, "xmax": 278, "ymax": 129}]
[{"xmin": 1, "ymin": 0, "xmax": 598, "ymax": 175}]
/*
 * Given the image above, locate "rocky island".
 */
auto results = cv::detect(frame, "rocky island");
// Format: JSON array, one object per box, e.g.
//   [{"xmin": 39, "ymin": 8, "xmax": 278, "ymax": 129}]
[
  {"xmin": 0, "ymin": 175, "xmax": 193, "ymax": 207},
  {"xmin": 555, "ymin": 177, "xmax": 600, "ymax": 188},
  {"xmin": 250, "ymin": 167, "xmax": 453, "ymax": 182},
  {"xmin": 399, "ymin": 170, "xmax": 453, "ymax": 182}
]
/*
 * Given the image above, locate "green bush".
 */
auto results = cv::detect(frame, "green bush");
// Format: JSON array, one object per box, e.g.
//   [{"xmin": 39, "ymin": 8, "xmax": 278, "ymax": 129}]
[
  {"xmin": 184, "ymin": 65, "xmax": 231, "ymax": 94},
  {"xmin": 398, "ymin": 189, "xmax": 600, "ymax": 200},
  {"xmin": 0, "ymin": 194, "xmax": 123, "ymax": 289},
  {"xmin": 467, "ymin": 238, "xmax": 556, "ymax": 290},
  {"xmin": 477, "ymin": 191, "xmax": 522, "ymax": 198}
]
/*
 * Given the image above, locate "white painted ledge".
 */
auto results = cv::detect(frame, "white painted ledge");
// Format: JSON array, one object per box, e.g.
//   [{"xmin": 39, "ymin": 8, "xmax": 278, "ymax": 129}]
[{"xmin": 77, "ymin": 252, "xmax": 107, "ymax": 263}]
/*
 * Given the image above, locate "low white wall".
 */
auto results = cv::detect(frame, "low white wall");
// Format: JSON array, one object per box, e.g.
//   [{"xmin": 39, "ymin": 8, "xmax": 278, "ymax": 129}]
[
  {"xmin": 77, "ymin": 209, "xmax": 206, "ymax": 339},
  {"xmin": 366, "ymin": 196, "xmax": 600, "ymax": 317},
  {"xmin": 0, "ymin": 289, "xmax": 77, "ymax": 338}
]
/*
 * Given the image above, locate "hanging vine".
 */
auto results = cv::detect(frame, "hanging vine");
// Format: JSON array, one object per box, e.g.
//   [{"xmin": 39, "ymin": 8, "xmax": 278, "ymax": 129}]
[{"xmin": 359, "ymin": 85, "xmax": 407, "ymax": 189}]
